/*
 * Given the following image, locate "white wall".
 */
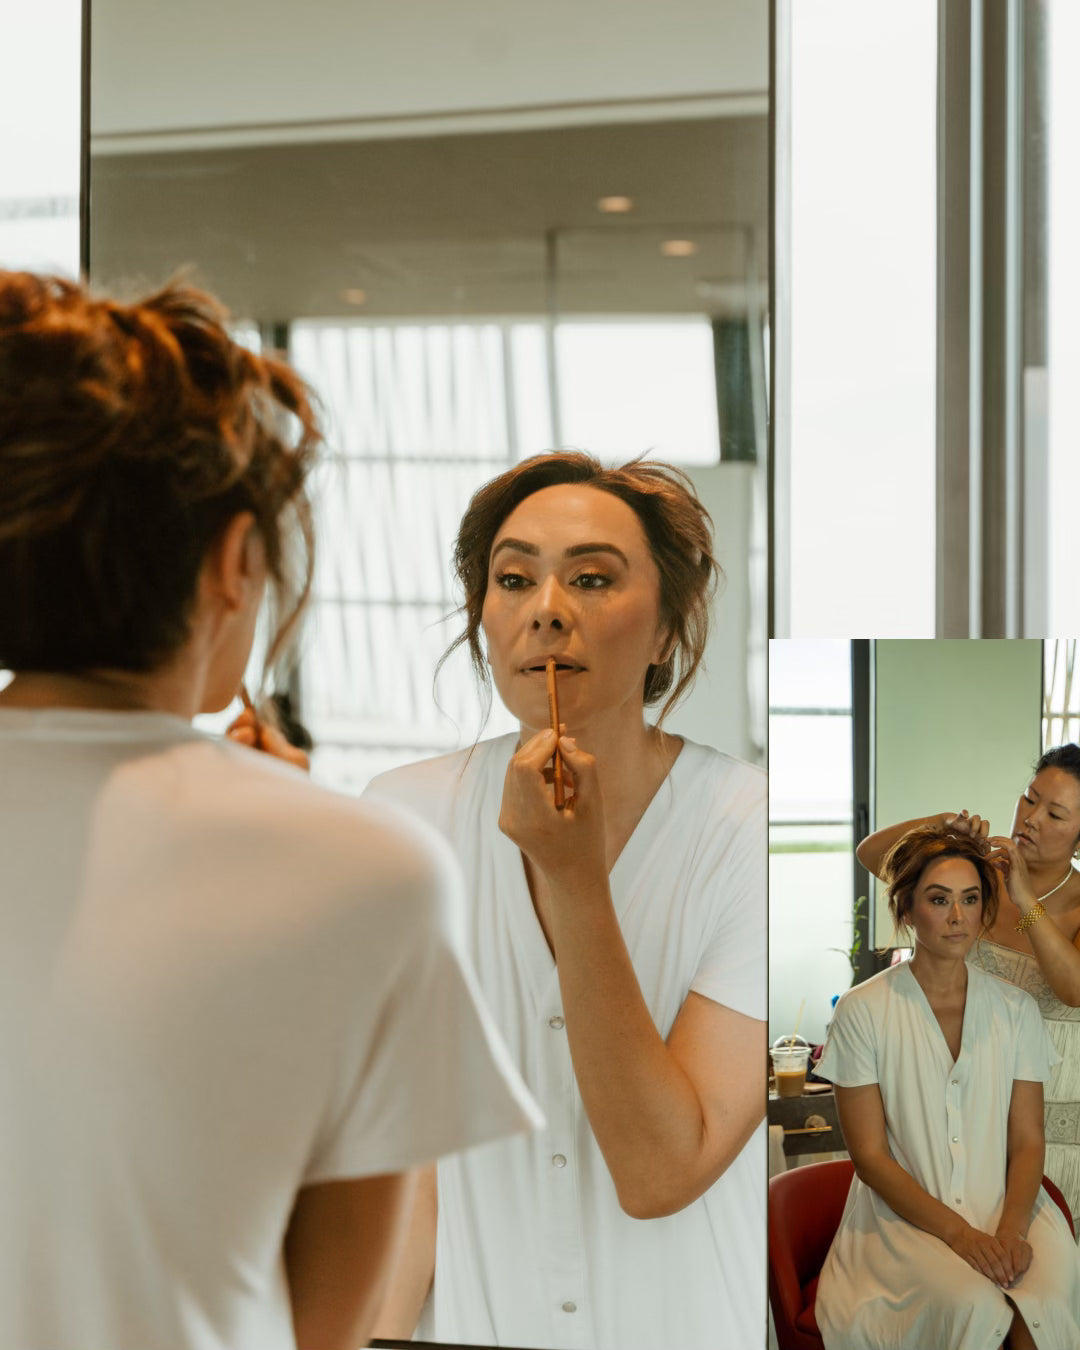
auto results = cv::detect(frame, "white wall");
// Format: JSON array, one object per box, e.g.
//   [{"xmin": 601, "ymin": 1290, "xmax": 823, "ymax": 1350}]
[
  {"xmin": 91, "ymin": 0, "xmax": 767, "ymax": 145},
  {"xmin": 667, "ymin": 463, "xmax": 756, "ymax": 762},
  {"xmin": 873, "ymin": 639, "xmax": 1044, "ymax": 943}
]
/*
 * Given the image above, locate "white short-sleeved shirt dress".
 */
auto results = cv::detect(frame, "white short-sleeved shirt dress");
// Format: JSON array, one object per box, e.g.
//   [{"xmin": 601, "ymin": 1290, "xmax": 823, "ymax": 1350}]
[
  {"xmin": 0, "ymin": 709, "xmax": 541, "ymax": 1350},
  {"xmin": 366, "ymin": 732, "xmax": 767, "ymax": 1350},
  {"xmin": 816, "ymin": 960, "xmax": 1080, "ymax": 1350}
]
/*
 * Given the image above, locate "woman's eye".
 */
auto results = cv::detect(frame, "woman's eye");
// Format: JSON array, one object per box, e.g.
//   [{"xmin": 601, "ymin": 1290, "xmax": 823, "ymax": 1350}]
[
  {"xmin": 494, "ymin": 571, "xmax": 531, "ymax": 590},
  {"xmin": 1022, "ymin": 793, "xmax": 1034, "ymax": 803},
  {"xmin": 572, "ymin": 572, "xmax": 611, "ymax": 590}
]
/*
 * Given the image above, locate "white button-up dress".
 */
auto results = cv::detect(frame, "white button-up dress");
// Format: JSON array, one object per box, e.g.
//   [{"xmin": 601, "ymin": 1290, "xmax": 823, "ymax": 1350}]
[
  {"xmin": 367, "ymin": 733, "xmax": 766, "ymax": 1350},
  {"xmin": 817, "ymin": 961, "xmax": 1080, "ymax": 1350}
]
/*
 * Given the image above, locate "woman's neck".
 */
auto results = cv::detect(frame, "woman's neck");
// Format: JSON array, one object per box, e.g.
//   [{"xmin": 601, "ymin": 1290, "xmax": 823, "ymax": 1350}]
[
  {"xmin": 1025, "ymin": 856, "xmax": 1076, "ymax": 898},
  {"xmin": 908, "ymin": 947, "xmax": 970, "ymax": 1001},
  {"xmin": 0, "ymin": 667, "xmax": 198, "ymax": 718}
]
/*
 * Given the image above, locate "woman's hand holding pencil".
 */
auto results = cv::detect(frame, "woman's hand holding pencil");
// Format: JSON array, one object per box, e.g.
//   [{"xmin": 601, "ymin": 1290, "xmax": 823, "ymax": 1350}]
[{"xmin": 226, "ymin": 683, "xmax": 311, "ymax": 771}]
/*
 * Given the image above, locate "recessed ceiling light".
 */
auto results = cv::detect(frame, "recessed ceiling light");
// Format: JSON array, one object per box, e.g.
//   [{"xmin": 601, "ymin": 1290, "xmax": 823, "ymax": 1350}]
[
  {"xmin": 342, "ymin": 288, "xmax": 368, "ymax": 305},
  {"xmin": 660, "ymin": 239, "xmax": 697, "ymax": 258},
  {"xmin": 597, "ymin": 195, "xmax": 634, "ymax": 213}
]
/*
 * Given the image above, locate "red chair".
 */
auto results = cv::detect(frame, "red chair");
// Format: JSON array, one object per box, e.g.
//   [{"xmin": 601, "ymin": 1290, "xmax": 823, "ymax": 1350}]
[
  {"xmin": 768, "ymin": 1160, "xmax": 1075, "ymax": 1350},
  {"xmin": 1042, "ymin": 1174, "xmax": 1076, "ymax": 1237},
  {"xmin": 768, "ymin": 1159, "xmax": 852, "ymax": 1350}
]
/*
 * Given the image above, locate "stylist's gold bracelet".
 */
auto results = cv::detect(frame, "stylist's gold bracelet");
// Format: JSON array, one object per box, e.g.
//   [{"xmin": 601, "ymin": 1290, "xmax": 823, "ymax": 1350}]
[{"xmin": 1015, "ymin": 901, "xmax": 1047, "ymax": 934}]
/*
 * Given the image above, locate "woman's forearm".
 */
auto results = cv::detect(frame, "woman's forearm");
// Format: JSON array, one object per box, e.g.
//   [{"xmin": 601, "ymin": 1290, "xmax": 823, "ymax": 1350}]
[
  {"xmin": 369, "ymin": 1166, "xmax": 436, "ymax": 1341},
  {"xmin": 998, "ymin": 1139, "xmax": 1044, "ymax": 1239},
  {"xmin": 545, "ymin": 877, "xmax": 760, "ymax": 1220},
  {"xmin": 850, "ymin": 1149, "xmax": 967, "ymax": 1246},
  {"xmin": 856, "ymin": 813, "xmax": 954, "ymax": 877},
  {"xmin": 1019, "ymin": 913, "xmax": 1080, "ymax": 1006}
]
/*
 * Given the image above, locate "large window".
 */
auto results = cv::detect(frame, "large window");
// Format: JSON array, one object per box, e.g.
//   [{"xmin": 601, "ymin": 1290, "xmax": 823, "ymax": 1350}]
[
  {"xmin": 1046, "ymin": 6, "xmax": 1080, "ymax": 632},
  {"xmin": 774, "ymin": 2, "xmax": 937, "ymax": 636},
  {"xmin": 769, "ymin": 640, "xmax": 856, "ymax": 1045},
  {"xmin": 289, "ymin": 315, "xmax": 749, "ymax": 792}
]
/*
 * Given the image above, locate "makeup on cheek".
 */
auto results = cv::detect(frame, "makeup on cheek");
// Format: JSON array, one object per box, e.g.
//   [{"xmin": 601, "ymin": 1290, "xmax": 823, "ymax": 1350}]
[{"xmin": 546, "ymin": 656, "xmax": 565, "ymax": 809}]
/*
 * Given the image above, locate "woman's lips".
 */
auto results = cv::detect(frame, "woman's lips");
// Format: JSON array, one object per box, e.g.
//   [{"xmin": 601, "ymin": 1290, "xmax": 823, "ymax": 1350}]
[{"xmin": 521, "ymin": 662, "xmax": 584, "ymax": 674}]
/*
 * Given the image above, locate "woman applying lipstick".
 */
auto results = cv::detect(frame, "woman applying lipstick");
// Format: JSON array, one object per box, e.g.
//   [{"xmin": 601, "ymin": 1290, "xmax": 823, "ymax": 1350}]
[
  {"xmin": 365, "ymin": 451, "xmax": 766, "ymax": 1350},
  {"xmin": 858, "ymin": 745, "xmax": 1080, "ymax": 1231},
  {"xmin": 816, "ymin": 825, "xmax": 1080, "ymax": 1350}
]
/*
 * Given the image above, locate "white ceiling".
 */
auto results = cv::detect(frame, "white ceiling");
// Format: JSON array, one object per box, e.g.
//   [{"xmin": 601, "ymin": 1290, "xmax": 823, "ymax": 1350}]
[
  {"xmin": 87, "ymin": 0, "xmax": 768, "ymax": 323},
  {"xmin": 91, "ymin": 0, "xmax": 767, "ymax": 146}
]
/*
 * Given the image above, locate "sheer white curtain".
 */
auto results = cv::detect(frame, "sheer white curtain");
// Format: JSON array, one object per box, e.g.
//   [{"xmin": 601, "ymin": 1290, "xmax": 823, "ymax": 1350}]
[{"xmin": 1044, "ymin": 641, "xmax": 1080, "ymax": 751}]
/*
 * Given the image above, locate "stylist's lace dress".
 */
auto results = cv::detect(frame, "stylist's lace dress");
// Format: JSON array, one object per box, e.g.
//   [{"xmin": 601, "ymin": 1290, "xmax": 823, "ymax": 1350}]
[{"xmin": 969, "ymin": 937, "xmax": 1080, "ymax": 1234}]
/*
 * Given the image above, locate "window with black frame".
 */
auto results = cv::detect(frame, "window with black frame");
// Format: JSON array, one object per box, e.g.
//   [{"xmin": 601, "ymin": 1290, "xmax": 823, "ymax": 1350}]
[{"xmin": 768, "ymin": 639, "xmax": 858, "ymax": 1049}]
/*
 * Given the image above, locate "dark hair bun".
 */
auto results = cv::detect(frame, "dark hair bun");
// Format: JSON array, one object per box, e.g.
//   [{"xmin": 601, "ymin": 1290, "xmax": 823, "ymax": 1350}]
[{"xmin": 1035, "ymin": 744, "xmax": 1080, "ymax": 784}]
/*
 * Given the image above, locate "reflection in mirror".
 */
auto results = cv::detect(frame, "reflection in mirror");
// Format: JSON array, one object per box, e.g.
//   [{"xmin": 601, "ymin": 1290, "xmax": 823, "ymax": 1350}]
[
  {"xmin": 89, "ymin": 4, "xmax": 768, "ymax": 1344},
  {"xmin": 90, "ymin": 84, "xmax": 768, "ymax": 788}
]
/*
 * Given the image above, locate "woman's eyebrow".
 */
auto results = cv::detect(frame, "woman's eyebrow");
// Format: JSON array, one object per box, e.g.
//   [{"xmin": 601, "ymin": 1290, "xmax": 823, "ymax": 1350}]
[
  {"xmin": 490, "ymin": 537, "xmax": 539, "ymax": 559},
  {"xmin": 490, "ymin": 538, "xmax": 630, "ymax": 565},
  {"xmin": 565, "ymin": 542, "xmax": 629, "ymax": 564}
]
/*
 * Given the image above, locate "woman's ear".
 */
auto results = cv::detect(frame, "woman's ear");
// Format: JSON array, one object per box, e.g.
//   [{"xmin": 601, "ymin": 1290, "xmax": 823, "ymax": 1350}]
[
  {"xmin": 205, "ymin": 511, "xmax": 263, "ymax": 612},
  {"xmin": 651, "ymin": 622, "xmax": 676, "ymax": 668}
]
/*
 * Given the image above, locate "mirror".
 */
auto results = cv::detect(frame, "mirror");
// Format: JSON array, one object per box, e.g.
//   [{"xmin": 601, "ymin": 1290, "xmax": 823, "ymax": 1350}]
[
  {"xmin": 89, "ymin": 3, "xmax": 769, "ymax": 1344},
  {"xmin": 89, "ymin": 0, "xmax": 768, "ymax": 787}
]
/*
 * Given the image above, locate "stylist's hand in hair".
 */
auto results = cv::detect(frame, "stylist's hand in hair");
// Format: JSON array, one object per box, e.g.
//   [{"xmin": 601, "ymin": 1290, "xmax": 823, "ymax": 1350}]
[
  {"xmin": 943, "ymin": 810, "xmax": 991, "ymax": 848},
  {"xmin": 987, "ymin": 835, "xmax": 1037, "ymax": 910},
  {"xmin": 227, "ymin": 706, "xmax": 311, "ymax": 772}
]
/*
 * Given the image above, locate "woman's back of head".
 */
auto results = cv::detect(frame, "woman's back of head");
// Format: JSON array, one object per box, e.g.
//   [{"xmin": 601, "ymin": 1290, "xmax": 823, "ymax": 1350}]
[{"xmin": 0, "ymin": 271, "xmax": 320, "ymax": 677}]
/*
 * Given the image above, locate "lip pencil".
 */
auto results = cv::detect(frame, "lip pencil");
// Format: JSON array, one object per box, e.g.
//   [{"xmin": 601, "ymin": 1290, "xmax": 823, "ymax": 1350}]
[
  {"xmin": 546, "ymin": 656, "xmax": 565, "ymax": 810},
  {"xmin": 239, "ymin": 682, "xmax": 264, "ymax": 750}
]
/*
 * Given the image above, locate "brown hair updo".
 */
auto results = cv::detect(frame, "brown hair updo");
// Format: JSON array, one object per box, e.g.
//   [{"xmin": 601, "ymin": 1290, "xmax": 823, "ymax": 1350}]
[
  {"xmin": 443, "ymin": 450, "xmax": 721, "ymax": 723},
  {"xmin": 882, "ymin": 824, "xmax": 999, "ymax": 936},
  {"xmin": 0, "ymin": 271, "xmax": 320, "ymax": 677}
]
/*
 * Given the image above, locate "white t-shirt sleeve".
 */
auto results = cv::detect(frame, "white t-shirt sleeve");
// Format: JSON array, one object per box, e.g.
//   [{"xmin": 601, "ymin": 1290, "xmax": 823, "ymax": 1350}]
[
  {"xmin": 1012, "ymin": 986, "xmax": 1062, "ymax": 1083},
  {"xmin": 304, "ymin": 815, "xmax": 543, "ymax": 1184},
  {"xmin": 688, "ymin": 763, "xmax": 766, "ymax": 1022},
  {"xmin": 816, "ymin": 986, "xmax": 878, "ymax": 1087}
]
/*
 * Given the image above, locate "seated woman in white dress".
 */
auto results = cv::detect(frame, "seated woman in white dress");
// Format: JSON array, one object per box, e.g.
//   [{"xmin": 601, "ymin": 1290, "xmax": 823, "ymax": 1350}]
[
  {"xmin": 0, "ymin": 272, "xmax": 538, "ymax": 1350},
  {"xmin": 367, "ymin": 452, "xmax": 766, "ymax": 1350},
  {"xmin": 858, "ymin": 748, "xmax": 1080, "ymax": 1229},
  {"xmin": 817, "ymin": 824, "xmax": 1080, "ymax": 1350}
]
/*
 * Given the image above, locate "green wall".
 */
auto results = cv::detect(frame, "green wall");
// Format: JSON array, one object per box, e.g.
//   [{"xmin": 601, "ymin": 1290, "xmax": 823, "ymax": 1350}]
[{"xmin": 873, "ymin": 640, "xmax": 1043, "ymax": 945}]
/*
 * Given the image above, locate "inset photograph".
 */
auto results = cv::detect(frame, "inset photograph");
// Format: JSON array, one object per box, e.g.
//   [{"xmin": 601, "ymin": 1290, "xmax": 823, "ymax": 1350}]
[{"xmin": 769, "ymin": 638, "xmax": 1080, "ymax": 1350}]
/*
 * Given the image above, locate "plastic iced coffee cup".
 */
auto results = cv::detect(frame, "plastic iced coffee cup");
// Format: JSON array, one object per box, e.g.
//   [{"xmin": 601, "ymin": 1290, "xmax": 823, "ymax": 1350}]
[{"xmin": 770, "ymin": 1045, "xmax": 810, "ymax": 1098}]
